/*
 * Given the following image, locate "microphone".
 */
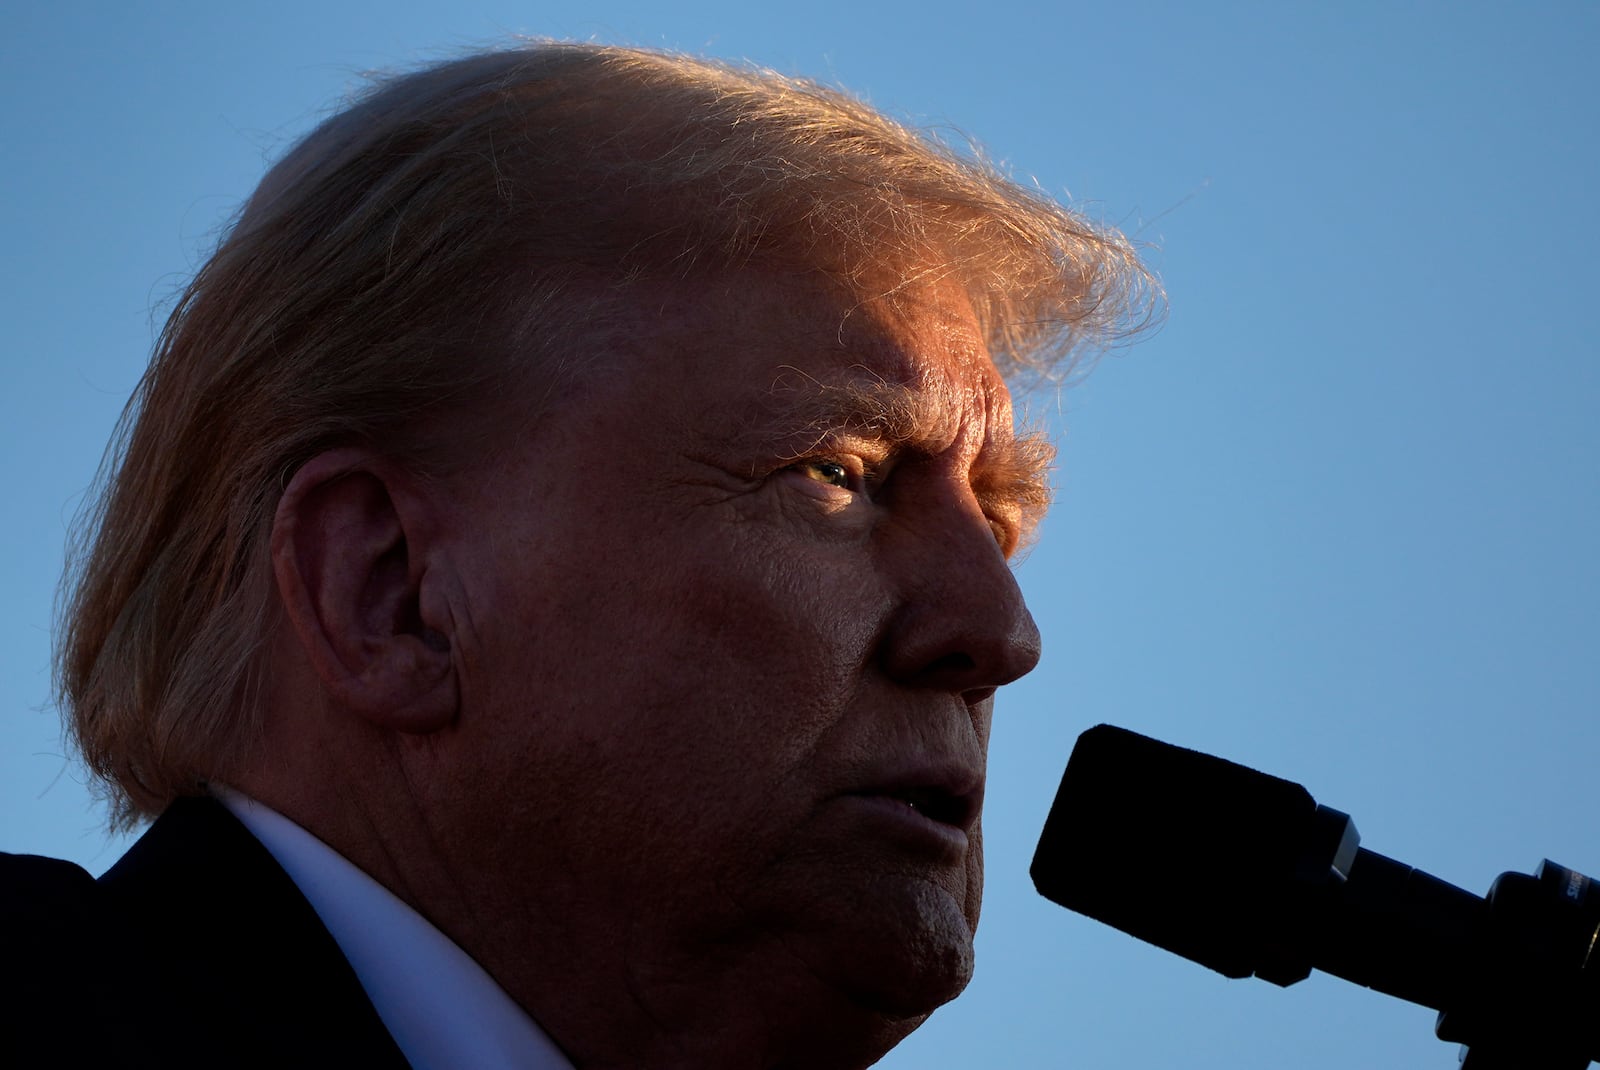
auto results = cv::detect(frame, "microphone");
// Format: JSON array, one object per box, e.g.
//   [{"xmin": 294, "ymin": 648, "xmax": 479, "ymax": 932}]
[{"xmin": 1031, "ymin": 724, "xmax": 1600, "ymax": 1068}]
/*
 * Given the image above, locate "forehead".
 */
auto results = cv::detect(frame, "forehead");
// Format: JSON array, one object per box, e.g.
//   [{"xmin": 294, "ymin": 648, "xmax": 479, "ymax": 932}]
[{"xmin": 633, "ymin": 271, "xmax": 1015, "ymax": 440}]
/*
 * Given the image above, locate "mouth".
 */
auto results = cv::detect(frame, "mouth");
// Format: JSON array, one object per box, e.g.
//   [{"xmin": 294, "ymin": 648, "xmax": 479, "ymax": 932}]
[
  {"xmin": 876, "ymin": 785, "xmax": 978, "ymax": 830},
  {"xmin": 848, "ymin": 762, "xmax": 984, "ymax": 839}
]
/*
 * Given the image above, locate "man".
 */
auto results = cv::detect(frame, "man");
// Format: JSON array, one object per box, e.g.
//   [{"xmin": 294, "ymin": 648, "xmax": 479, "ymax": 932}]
[{"xmin": 3, "ymin": 41, "xmax": 1151, "ymax": 1068}]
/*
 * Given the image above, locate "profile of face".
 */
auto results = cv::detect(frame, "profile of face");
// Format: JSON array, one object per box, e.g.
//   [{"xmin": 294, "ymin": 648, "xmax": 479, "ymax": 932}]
[{"xmin": 431, "ymin": 270, "xmax": 1046, "ymax": 1060}]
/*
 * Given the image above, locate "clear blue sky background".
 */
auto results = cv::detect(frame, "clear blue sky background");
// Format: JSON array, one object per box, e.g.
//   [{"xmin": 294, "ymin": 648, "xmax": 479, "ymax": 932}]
[{"xmin": 5, "ymin": 3, "xmax": 1597, "ymax": 1067}]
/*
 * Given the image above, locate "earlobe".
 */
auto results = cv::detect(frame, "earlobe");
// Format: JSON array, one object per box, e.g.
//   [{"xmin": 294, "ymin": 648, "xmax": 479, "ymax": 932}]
[{"xmin": 271, "ymin": 449, "xmax": 458, "ymax": 734}]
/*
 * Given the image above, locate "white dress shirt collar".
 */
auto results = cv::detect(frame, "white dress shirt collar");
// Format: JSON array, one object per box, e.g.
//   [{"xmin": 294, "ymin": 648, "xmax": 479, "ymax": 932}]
[{"xmin": 213, "ymin": 786, "xmax": 574, "ymax": 1070}]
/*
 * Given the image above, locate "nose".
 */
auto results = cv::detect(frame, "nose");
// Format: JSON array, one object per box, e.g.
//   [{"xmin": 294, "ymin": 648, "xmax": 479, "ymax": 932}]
[{"xmin": 877, "ymin": 493, "xmax": 1043, "ymax": 701}]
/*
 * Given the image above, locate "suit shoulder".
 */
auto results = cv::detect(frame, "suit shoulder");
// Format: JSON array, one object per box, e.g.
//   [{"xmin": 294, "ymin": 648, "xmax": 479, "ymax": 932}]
[
  {"xmin": 0, "ymin": 851, "xmax": 98, "ymax": 930},
  {"xmin": 0, "ymin": 852, "xmax": 129, "ymax": 1059}
]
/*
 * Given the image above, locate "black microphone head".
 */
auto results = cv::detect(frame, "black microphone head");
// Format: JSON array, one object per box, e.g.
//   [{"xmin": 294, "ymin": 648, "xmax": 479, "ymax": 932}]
[{"xmin": 1031, "ymin": 724, "xmax": 1319, "ymax": 980}]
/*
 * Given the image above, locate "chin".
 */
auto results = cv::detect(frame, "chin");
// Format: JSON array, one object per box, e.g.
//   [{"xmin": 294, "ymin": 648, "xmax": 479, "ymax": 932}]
[
  {"xmin": 778, "ymin": 907, "xmax": 972, "ymax": 1070},
  {"xmin": 814, "ymin": 879, "xmax": 979, "ymax": 1020}
]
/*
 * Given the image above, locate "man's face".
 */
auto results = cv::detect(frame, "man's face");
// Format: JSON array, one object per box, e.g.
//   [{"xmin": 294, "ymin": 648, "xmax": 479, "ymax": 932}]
[{"xmin": 432, "ymin": 271, "xmax": 1045, "ymax": 1054}]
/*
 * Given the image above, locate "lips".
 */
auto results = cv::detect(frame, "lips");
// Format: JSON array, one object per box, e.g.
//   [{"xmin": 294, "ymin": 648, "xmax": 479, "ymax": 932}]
[
  {"xmin": 848, "ymin": 757, "xmax": 984, "ymax": 836},
  {"xmin": 878, "ymin": 784, "xmax": 979, "ymax": 830}
]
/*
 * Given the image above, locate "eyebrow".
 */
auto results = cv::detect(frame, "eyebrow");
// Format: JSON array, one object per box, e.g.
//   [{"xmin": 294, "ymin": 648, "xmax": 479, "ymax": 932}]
[{"xmin": 744, "ymin": 367, "xmax": 1056, "ymax": 524}]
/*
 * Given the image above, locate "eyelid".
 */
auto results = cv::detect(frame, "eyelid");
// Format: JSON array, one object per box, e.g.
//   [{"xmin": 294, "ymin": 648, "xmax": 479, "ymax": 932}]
[
  {"xmin": 989, "ymin": 514, "xmax": 1020, "ymax": 558},
  {"xmin": 790, "ymin": 453, "xmax": 873, "ymax": 493},
  {"xmin": 982, "ymin": 498, "xmax": 1033, "ymax": 559},
  {"xmin": 780, "ymin": 447, "xmax": 1028, "ymax": 557}
]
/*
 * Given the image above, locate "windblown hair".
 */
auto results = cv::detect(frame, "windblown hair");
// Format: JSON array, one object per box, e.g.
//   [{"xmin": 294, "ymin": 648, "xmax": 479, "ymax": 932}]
[{"xmin": 58, "ymin": 41, "xmax": 1158, "ymax": 827}]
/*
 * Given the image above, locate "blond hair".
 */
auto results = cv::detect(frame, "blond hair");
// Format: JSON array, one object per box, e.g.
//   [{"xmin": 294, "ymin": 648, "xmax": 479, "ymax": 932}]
[{"xmin": 58, "ymin": 41, "xmax": 1157, "ymax": 827}]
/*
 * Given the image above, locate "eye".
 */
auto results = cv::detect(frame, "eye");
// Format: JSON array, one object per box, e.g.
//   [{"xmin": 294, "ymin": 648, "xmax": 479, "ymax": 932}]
[
  {"xmin": 984, "ymin": 502, "xmax": 1026, "ymax": 558},
  {"xmin": 796, "ymin": 459, "xmax": 853, "ymax": 488},
  {"xmin": 780, "ymin": 453, "xmax": 884, "ymax": 502}
]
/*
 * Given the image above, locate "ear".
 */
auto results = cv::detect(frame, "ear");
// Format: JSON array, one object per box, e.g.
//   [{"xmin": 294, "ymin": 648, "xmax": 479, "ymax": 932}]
[{"xmin": 270, "ymin": 448, "xmax": 457, "ymax": 733}]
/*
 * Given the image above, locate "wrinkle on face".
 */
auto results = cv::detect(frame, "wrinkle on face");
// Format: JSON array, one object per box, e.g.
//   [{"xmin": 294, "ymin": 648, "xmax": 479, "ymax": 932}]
[
  {"xmin": 729, "ymin": 372, "xmax": 1056, "ymax": 544},
  {"xmin": 685, "ymin": 282, "xmax": 1055, "ymax": 555}
]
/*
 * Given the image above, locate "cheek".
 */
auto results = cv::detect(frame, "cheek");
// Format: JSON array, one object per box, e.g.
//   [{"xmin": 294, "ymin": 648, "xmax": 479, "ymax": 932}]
[
  {"xmin": 604, "ymin": 532, "xmax": 895, "ymax": 778},
  {"xmin": 667, "ymin": 535, "xmax": 886, "ymax": 686},
  {"xmin": 469, "ymin": 500, "xmax": 893, "ymax": 779}
]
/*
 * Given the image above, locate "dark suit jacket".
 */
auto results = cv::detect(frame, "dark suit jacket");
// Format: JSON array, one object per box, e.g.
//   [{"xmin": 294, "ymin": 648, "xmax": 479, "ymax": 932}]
[{"xmin": 1, "ymin": 797, "xmax": 411, "ymax": 1068}]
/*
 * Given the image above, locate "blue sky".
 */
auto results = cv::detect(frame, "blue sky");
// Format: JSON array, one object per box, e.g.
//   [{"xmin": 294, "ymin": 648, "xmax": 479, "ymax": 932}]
[{"xmin": 5, "ymin": 3, "xmax": 1597, "ymax": 1066}]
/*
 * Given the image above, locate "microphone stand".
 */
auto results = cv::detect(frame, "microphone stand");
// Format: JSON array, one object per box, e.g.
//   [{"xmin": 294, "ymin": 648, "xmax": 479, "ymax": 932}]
[
  {"xmin": 1274, "ymin": 810, "xmax": 1600, "ymax": 1068},
  {"xmin": 1441, "ymin": 857, "xmax": 1600, "ymax": 1069}
]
